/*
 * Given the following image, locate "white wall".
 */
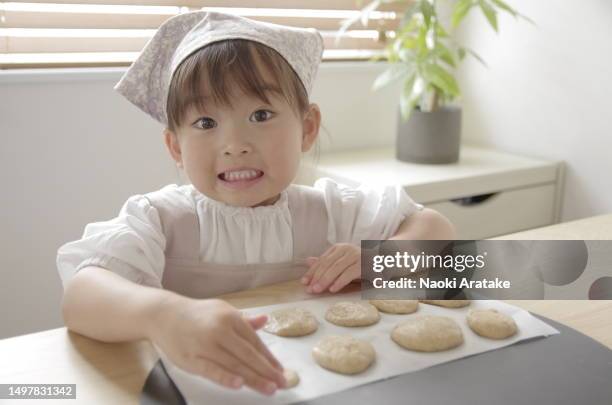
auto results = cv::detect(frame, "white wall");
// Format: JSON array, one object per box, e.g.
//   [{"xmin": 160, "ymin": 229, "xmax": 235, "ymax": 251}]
[
  {"xmin": 0, "ymin": 62, "xmax": 400, "ymax": 339},
  {"xmin": 455, "ymin": 0, "xmax": 612, "ymax": 220}
]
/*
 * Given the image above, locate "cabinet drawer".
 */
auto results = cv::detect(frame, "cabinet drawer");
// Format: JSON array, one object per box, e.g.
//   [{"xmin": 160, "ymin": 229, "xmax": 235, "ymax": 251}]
[{"xmin": 425, "ymin": 184, "xmax": 556, "ymax": 239}]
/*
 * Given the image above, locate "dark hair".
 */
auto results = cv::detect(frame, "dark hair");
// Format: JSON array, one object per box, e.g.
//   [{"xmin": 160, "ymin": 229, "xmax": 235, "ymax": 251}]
[{"xmin": 166, "ymin": 39, "xmax": 310, "ymax": 132}]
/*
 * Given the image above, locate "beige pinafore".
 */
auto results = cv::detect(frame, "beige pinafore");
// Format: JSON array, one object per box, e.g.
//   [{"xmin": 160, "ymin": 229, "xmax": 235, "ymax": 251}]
[{"xmin": 144, "ymin": 184, "xmax": 331, "ymax": 299}]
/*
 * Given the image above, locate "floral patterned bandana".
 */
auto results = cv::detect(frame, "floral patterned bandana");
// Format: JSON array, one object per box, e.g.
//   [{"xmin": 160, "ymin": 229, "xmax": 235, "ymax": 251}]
[{"xmin": 114, "ymin": 11, "xmax": 324, "ymax": 125}]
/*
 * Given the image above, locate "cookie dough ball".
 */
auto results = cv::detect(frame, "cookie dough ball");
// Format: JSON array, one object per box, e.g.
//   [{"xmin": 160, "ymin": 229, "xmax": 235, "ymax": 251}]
[
  {"xmin": 325, "ymin": 301, "xmax": 380, "ymax": 327},
  {"xmin": 391, "ymin": 315, "xmax": 464, "ymax": 352},
  {"xmin": 263, "ymin": 308, "xmax": 318, "ymax": 337},
  {"xmin": 420, "ymin": 299, "xmax": 471, "ymax": 308},
  {"xmin": 370, "ymin": 300, "xmax": 418, "ymax": 314},
  {"xmin": 312, "ymin": 335, "xmax": 376, "ymax": 374},
  {"xmin": 282, "ymin": 369, "xmax": 300, "ymax": 388},
  {"xmin": 467, "ymin": 309, "xmax": 518, "ymax": 339}
]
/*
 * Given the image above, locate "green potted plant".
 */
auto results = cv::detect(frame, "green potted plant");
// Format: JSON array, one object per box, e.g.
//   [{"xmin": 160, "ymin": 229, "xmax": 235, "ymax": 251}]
[{"xmin": 340, "ymin": 0, "xmax": 532, "ymax": 164}]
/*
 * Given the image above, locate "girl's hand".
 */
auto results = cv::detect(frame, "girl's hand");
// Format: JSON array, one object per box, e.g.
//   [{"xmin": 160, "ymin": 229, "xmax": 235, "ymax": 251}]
[
  {"xmin": 148, "ymin": 296, "xmax": 286, "ymax": 396},
  {"xmin": 301, "ymin": 243, "xmax": 361, "ymax": 293}
]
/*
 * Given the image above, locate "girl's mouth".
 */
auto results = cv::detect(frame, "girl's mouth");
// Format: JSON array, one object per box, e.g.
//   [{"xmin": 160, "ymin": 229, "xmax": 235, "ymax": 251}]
[{"xmin": 218, "ymin": 169, "xmax": 264, "ymax": 190}]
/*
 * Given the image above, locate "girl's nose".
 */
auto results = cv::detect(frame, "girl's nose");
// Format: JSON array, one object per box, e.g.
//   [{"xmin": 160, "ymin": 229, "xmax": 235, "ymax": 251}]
[
  {"xmin": 223, "ymin": 144, "xmax": 252, "ymax": 156},
  {"xmin": 222, "ymin": 132, "xmax": 253, "ymax": 156}
]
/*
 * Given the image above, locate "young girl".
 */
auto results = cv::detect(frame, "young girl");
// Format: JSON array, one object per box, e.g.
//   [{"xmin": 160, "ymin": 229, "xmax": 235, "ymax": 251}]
[{"xmin": 57, "ymin": 11, "xmax": 455, "ymax": 397}]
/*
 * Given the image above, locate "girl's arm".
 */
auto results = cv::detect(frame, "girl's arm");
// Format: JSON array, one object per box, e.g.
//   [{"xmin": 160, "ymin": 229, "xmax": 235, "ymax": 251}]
[
  {"xmin": 62, "ymin": 266, "xmax": 286, "ymax": 395},
  {"xmin": 302, "ymin": 188, "xmax": 457, "ymax": 293},
  {"xmin": 302, "ymin": 208, "xmax": 457, "ymax": 293},
  {"xmin": 389, "ymin": 208, "xmax": 457, "ymax": 240},
  {"xmin": 61, "ymin": 266, "xmax": 176, "ymax": 342}
]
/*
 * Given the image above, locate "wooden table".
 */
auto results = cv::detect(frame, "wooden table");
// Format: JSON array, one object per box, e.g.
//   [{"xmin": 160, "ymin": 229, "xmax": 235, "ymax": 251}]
[{"xmin": 1, "ymin": 214, "xmax": 611, "ymax": 404}]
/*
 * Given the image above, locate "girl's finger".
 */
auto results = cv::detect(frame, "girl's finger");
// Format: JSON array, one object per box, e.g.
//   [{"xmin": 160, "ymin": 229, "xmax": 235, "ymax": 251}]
[
  {"xmin": 221, "ymin": 332, "xmax": 285, "ymax": 388},
  {"xmin": 303, "ymin": 244, "xmax": 337, "ymax": 286},
  {"xmin": 208, "ymin": 347, "xmax": 280, "ymax": 395},
  {"xmin": 234, "ymin": 318, "xmax": 284, "ymax": 373},
  {"xmin": 310, "ymin": 253, "xmax": 349, "ymax": 293},
  {"xmin": 301, "ymin": 257, "xmax": 319, "ymax": 284},
  {"xmin": 313, "ymin": 253, "xmax": 357, "ymax": 293},
  {"xmin": 246, "ymin": 314, "xmax": 268, "ymax": 330},
  {"xmin": 312, "ymin": 246, "xmax": 343, "ymax": 280},
  {"xmin": 329, "ymin": 264, "xmax": 361, "ymax": 293},
  {"xmin": 309, "ymin": 248, "xmax": 348, "ymax": 289},
  {"xmin": 185, "ymin": 357, "xmax": 243, "ymax": 390}
]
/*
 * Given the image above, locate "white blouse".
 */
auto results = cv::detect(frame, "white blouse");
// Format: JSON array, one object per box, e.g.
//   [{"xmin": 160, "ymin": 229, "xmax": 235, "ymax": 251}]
[{"xmin": 56, "ymin": 177, "xmax": 424, "ymax": 287}]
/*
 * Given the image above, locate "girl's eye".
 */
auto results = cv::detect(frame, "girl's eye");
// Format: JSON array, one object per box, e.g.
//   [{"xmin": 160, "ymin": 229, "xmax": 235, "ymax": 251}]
[
  {"xmin": 250, "ymin": 110, "xmax": 274, "ymax": 122},
  {"xmin": 194, "ymin": 117, "xmax": 217, "ymax": 130}
]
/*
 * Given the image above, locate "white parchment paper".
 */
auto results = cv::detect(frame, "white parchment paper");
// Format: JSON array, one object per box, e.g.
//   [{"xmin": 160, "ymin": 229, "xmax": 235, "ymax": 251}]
[{"xmin": 156, "ymin": 292, "xmax": 559, "ymax": 404}]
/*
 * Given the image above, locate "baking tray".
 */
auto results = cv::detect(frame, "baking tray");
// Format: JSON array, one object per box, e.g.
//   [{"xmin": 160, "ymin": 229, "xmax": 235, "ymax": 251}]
[{"xmin": 141, "ymin": 314, "xmax": 612, "ymax": 405}]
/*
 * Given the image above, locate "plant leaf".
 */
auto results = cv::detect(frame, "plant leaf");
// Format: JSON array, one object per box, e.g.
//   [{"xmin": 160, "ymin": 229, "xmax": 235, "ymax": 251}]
[
  {"xmin": 416, "ymin": 25, "xmax": 428, "ymax": 57},
  {"xmin": 457, "ymin": 47, "xmax": 467, "ymax": 61},
  {"xmin": 490, "ymin": 0, "xmax": 536, "ymax": 27},
  {"xmin": 435, "ymin": 21, "xmax": 449, "ymax": 38},
  {"xmin": 336, "ymin": 0, "xmax": 381, "ymax": 45},
  {"xmin": 336, "ymin": 16, "xmax": 359, "ymax": 45},
  {"xmin": 517, "ymin": 12, "xmax": 536, "ymax": 26},
  {"xmin": 372, "ymin": 63, "xmax": 413, "ymax": 91},
  {"xmin": 479, "ymin": 0, "xmax": 498, "ymax": 32},
  {"xmin": 399, "ymin": 73, "xmax": 418, "ymax": 121},
  {"xmin": 435, "ymin": 42, "xmax": 456, "ymax": 67},
  {"xmin": 490, "ymin": 0, "xmax": 516, "ymax": 17},
  {"xmin": 452, "ymin": 0, "xmax": 475, "ymax": 29},
  {"xmin": 399, "ymin": 3, "xmax": 419, "ymax": 26},
  {"xmin": 401, "ymin": 36, "xmax": 418, "ymax": 50},
  {"xmin": 420, "ymin": 0, "xmax": 435, "ymax": 27},
  {"xmin": 409, "ymin": 76, "xmax": 426, "ymax": 106},
  {"xmin": 465, "ymin": 47, "xmax": 488, "ymax": 67},
  {"xmin": 360, "ymin": 0, "xmax": 381, "ymax": 27},
  {"xmin": 398, "ymin": 48, "xmax": 416, "ymax": 62},
  {"xmin": 422, "ymin": 63, "xmax": 460, "ymax": 97}
]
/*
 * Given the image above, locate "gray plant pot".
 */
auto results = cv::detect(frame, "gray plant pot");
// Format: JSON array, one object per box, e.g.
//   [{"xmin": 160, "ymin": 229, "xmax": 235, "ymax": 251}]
[{"xmin": 396, "ymin": 105, "xmax": 462, "ymax": 164}]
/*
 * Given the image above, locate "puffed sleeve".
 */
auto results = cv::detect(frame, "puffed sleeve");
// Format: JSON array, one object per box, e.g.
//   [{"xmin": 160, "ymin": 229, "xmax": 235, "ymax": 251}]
[
  {"xmin": 314, "ymin": 177, "xmax": 424, "ymax": 246},
  {"xmin": 56, "ymin": 195, "xmax": 166, "ymax": 289}
]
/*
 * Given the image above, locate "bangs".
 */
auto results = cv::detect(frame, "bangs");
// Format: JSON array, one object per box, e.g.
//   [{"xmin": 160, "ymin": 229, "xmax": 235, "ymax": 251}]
[{"xmin": 166, "ymin": 39, "xmax": 308, "ymax": 131}]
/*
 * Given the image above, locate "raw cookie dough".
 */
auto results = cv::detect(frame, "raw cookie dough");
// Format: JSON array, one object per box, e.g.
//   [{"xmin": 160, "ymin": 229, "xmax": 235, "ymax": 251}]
[
  {"xmin": 282, "ymin": 369, "xmax": 300, "ymax": 388},
  {"xmin": 312, "ymin": 335, "xmax": 376, "ymax": 374},
  {"xmin": 325, "ymin": 301, "xmax": 380, "ymax": 327},
  {"xmin": 263, "ymin": 308, "xmax": 318, "ymax": 337},
  {"xmin": 420, "ymin": 299, "xmax": 471, "ymax": 308},
  {"xmin": 370, "ymin": 300, "xmax": 418, "ymax": 314},
  {"xmin": 467, "ymin": 308, "xmax": 518, "ymax": 339},
  {"xmin": 391, "ymin": 315, "xmax": 464, "ymax": 352}
]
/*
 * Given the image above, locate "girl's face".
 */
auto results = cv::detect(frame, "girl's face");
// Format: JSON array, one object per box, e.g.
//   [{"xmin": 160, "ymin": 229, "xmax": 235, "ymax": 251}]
[{"xmin": 164, "ymin": 72, "xmax": 320, "ymax": 207}]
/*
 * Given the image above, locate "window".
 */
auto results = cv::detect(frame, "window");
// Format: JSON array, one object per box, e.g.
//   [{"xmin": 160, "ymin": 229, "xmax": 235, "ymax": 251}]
[{"xmin": 0, "ymin": 0, "xmax": 404, "ymax": 68}]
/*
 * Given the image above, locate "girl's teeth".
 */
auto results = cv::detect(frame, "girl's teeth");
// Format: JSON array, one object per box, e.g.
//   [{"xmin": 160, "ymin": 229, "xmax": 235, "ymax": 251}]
[{"xmin": 224, "ymin": 170, "xmax": 260, "ymax": 181}]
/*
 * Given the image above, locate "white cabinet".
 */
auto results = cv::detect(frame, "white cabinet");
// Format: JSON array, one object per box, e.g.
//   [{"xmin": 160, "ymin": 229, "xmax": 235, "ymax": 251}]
[{"xmin": 298, "ymin": 146, "xmax": 563, "ymax": 239}]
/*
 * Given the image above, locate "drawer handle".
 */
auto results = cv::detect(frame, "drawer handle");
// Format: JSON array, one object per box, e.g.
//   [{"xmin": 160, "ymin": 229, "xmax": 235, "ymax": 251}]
[{"xmin": 450, "ymin": 192, "xmax": 499, "ymax": 206}]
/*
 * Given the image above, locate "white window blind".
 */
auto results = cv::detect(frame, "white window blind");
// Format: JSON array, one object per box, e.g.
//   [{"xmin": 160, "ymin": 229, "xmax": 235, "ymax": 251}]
[{"xmin": 0, "ymin": 1, "xmax": 405, "ymax": 69}]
